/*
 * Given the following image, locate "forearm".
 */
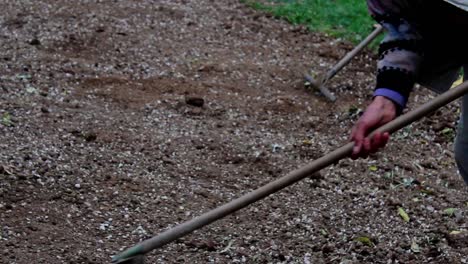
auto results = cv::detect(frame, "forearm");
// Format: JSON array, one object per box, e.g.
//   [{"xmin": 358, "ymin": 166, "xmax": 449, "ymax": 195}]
[{"xmin": 366, "ymin": 0, "xmax": 425, "ymax": 110}]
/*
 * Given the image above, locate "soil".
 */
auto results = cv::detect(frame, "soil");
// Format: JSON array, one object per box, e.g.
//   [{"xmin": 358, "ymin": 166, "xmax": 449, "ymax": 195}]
[{"xmin": 0, "ymin": 1, "xmax": 467, "ymax": 264}]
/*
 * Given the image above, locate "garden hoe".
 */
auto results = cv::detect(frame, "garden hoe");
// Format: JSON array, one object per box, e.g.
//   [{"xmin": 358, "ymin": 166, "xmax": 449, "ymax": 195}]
[
  {"xmin": 112, "ymin": 81, "xmax": 468, "ymax": 264},
  {"xmin": 305, "ymin": 24, "xmax": 383, "ymax": 101}
]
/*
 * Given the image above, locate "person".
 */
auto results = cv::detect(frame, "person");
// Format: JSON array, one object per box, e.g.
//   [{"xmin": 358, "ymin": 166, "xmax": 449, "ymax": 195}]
[{"xmin": 350, "ymin": 0, "xmax": 468, "ymax": 184}]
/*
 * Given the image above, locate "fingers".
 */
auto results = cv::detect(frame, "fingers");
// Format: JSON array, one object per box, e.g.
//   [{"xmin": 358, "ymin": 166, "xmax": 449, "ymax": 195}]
[
  {"xmin": 372, "ymin": 132, "xmax": 389, "ymax": 152},
  {"xmin": 352, "ymin": 132, "xmax": 390, "ymax": 159},
  {"xmin": 351, "ymin": 122, "xmax": 368, "ymax": 159}
]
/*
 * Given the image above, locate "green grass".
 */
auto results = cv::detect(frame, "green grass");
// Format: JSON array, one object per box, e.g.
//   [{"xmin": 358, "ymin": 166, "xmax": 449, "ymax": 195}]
[{"xmin": 244, "ymin": 0, "xmax": 378, "ymax": 45}]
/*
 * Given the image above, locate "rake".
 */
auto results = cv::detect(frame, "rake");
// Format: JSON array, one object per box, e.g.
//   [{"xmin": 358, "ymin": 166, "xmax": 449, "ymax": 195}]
[{"xmin": 306, "ymin": 24, "xmax": 383, "ymax": 101}]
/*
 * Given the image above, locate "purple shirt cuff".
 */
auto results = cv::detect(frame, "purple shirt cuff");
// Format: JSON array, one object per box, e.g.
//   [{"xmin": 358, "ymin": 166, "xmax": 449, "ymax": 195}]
[{"xmin": 373, "ymin": 88, "xmax": 406, "ymax": 108}]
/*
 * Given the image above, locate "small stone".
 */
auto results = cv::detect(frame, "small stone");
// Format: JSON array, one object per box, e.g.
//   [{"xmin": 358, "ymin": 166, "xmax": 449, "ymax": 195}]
[{"xmin": 386, "ymin": 197, "xmax": 401, "ymax": 207}]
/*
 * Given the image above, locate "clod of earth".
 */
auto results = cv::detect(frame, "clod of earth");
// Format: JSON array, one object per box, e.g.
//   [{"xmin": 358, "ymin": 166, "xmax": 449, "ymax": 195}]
[{"xmin": 185, "ymin": 96, "xmax": 205, "ymax": 107}]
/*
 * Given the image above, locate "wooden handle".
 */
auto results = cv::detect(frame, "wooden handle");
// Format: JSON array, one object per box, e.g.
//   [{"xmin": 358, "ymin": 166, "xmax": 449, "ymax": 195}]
[{"xmin": 113, "ymin": 80, "xmax": 468, "ymax": 263}]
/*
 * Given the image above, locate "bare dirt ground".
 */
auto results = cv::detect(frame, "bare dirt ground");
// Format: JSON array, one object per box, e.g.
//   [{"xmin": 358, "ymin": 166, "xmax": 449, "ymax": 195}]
[{"xmin": 0, "ymin": 1, "xmax": 467, "ymax": 263}]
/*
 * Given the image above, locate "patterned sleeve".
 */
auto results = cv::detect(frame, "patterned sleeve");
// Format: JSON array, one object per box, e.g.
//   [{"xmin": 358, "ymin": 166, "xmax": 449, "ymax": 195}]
[{"xmin": 366, "ymin": 0, "xmax": 424, "ymax": 109}]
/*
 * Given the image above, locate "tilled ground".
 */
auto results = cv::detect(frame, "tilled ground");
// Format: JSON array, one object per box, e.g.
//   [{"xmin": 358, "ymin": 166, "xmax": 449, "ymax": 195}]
[{"xmin": 0, "ymin": 1, "xmax": 467, "ymax": 263}]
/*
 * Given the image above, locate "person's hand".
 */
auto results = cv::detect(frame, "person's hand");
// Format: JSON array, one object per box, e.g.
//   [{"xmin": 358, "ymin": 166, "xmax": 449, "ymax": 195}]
[{"xmin": 350, "ymin": 96, "xmax": 397, "ymax": 159}]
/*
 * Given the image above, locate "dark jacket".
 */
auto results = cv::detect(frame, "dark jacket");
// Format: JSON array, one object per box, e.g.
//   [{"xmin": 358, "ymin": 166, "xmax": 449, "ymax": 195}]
[{"xmin": 367, "ymin": 0, "xmax": 468, "ymax": 110}]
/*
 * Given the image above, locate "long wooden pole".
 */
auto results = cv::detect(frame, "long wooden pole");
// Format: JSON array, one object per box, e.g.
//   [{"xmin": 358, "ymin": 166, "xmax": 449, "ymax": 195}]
[{"xmin": 112, "ymin": 81, "xmax": 468, "ymax": 264}]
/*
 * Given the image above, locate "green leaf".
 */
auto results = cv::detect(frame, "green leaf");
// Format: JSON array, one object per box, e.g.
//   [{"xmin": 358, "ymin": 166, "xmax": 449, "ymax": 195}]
[
  {"xmin": 402, "ymin": 178, "xmax": 415, "ymax": 187},
  {"xmin": 420, "ymin": 189, "xmax": 435, "ymax": 195},
  {"xmin": 398, "ymin": 207, "xmax": 410, "ymax": 222},
  {"xmin": 26, "ymin": 85, "xmax": 37, "ymax": 94},
  {"xmin": 452, "ymin": 76, "xmax": 463, "ymax": 88},
  {"xmin": 442, "ymin": 127, "xmax": 453, "ymax": 134},
  {"xmin": 411, "ymin": 240, "xmax": 421, "ymax": 253},
  {"xmin": 320, "ymin": 229, "xmax": 328, "ymax": 236},
  {"xmin": 1, "ymin": 113, "xmax": 13, "ymax": 127},
  {"xmin": 355, "ymin": 236, "xmax": 374, "ymax": 247},
  {"xmin": 369, "ymin": 165, "xmax": 378, "ymax": 172},
  {"xmin": 17, "ymin": 74, "xmax": 32, "ymax": 80},
  {"xmin": 443, "ymin": 208, "xmax": 457, "ymax": 217}
]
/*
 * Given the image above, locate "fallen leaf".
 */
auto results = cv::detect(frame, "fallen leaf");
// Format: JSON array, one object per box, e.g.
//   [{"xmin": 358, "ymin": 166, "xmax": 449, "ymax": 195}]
[
  {"xmin": 420, "ymin": 189, "xmax": 435, "ymax": 195},
  {"xmin": 320, "ymin": 229, "xmax": 328, "ymax": 237},
  {"xmin": 442, "ymin": 127, "xmax": 454, "ymax": 135},
  {"xmin": 355, "ymin": 236, "xmax": 374, "ymax": 247},
  {"xmin": 443, "ymin": 208, "xmax": 457, "ymax": 217},
  {"xmin": 26, "ymin": 86, "xmax": 37, "ymax": 94},
  {"xmin": 1, "ymin": 113, "xmax": 13, "ymax": 127},
  {"xmin": 369, "ymin": 165, "xmax": 378, "ymax": 172},
  {"xmin": 452, "ymin": 76, "xmax": 463, "ymax": 88},
  {"xmin": 398, "ymin": 207, "xmax": 410, "ymax": 222},
  {"xmin": 17, "ymin": 74, "xmax": 32, "ymax": 80},
  {"xmin": 411, "ymin": 240, "xmax": 421, "ymax": 253},
  {"xmin": 403, "ymin": 178, "xmax": 415, "ymax": 187}
]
